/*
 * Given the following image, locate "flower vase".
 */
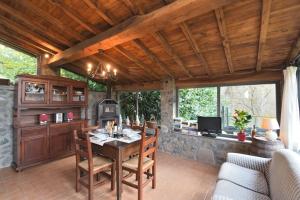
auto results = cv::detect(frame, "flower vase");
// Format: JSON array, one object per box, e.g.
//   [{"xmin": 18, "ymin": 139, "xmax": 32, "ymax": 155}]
[{"xmin": 237, "ymin": 131, "xmax": 246, "ymax": 142}]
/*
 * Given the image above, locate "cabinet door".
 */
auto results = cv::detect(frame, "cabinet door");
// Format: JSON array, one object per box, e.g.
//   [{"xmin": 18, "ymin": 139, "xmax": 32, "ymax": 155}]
[
  {"xmin": 21, "ymin": 80, "xmax": 48, "ymax": 105},
  {"xmin": 49, "ymin": 82, "xmax": 69, "ymax": 104},
  {"xmin": 49, "ymin": 124, "xmax": 75, "ymax": 157},
  {"xmin": 70, "ymin": 86, "xmax": 87, "ymax": 104},
  {"xmin": 21, "ymin": 126, "xmax": 48, "ymax": 165}
]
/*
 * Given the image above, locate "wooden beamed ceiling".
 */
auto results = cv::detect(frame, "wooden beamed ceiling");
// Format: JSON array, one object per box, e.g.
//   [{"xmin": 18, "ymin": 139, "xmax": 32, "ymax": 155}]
[{"xmin": 0, "ymin": 0, "xmax": 299, "ymax": 87}]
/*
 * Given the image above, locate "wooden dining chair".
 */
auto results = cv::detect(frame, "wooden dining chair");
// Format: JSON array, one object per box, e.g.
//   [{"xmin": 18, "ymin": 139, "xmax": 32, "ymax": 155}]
[
  {"xmin": 122, "ymin": 126, "xmax": 159, "ymax": 200},
  {"xmin": 73, "ymin": 128, "xmax": 115, "ymax": 200},
  {"xmin": 131, "ymin": 123, "xmax": 143, "ymax": 131}
]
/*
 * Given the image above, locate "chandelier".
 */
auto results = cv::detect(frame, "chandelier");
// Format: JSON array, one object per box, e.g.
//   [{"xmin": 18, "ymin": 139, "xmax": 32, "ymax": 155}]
[{"xmin": 87, "ymin": 62, "xmax": 117, "ymax": 81}]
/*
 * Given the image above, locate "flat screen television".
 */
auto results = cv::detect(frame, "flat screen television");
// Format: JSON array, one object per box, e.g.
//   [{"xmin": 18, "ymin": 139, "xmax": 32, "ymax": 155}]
[{"xmin": 197, "ymin": 116, "xmax": 222, "ymax": 134}]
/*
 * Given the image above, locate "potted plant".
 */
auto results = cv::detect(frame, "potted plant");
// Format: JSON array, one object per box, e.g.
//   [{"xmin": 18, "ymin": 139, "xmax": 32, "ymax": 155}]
[{"xmin": 233, "ymin": 110, "xmax": 252, "ymax": 141}]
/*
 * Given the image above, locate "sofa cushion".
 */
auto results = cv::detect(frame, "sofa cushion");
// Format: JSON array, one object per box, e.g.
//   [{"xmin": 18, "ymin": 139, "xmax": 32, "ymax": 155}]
[
  {"xmin": 218, "ymin": 162, "xmax": 269, "ymax": 195},
  {"xmin": 212, "ymin": 180, "xmax": 271, "ymax": 200},
  {"xmin": 269, "ymin": 149, "xmax": 300, "ymax": 200}
]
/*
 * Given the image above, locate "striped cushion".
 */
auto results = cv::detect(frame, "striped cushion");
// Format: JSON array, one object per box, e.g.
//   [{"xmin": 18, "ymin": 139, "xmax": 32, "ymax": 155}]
[
  {"xmin": 269, "ymin": 149, "xmax": 300, "ymax": 200},
  {"xmin": 218, "ymin": 162, "xmax": 269, "ymax": 195},
  {"xmin": 212, "ymin": 180, "xmax": 271, "ymax": 200}
]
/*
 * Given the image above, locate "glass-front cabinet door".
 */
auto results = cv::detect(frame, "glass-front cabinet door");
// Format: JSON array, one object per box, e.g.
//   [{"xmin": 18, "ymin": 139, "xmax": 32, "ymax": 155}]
[
  {"xmin": 71, "ymin": 86, "xmax": 87, "ymax": 104},
  {"xmin": 50, "ymin": 83, "xmax": 69, "ymax": 104},
  {"xmin": 21, "ymin": 80, "xmax": 48, "ymax": 104}
]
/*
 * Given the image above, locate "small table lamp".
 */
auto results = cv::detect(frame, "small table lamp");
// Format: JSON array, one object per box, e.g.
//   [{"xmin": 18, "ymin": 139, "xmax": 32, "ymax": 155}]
[{"xmin": 261, "ymin": 118, "xmax": 280, "ymax": 141}]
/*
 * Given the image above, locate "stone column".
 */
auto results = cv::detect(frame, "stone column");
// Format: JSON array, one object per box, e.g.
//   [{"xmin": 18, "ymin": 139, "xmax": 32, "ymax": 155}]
[
  {"xmin": 37, "ymin": 55, "xmax": 59, "ymax": 76},
  {"xmin": 160, "ymin": 78, "xmax": 176, "ymax": 136}
]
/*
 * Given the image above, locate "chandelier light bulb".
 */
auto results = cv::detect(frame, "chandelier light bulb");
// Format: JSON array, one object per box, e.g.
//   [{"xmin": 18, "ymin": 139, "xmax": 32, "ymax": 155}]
[
  {"xmin": 102, "ymin": 70, "xmax": 106, "ymax": 76},
  {"xmin": 44, "ymin": 53, "xmax": 50, "ymax": 59},
  {"xmin": 87, "ymin": 63, "xmax": 93, "ymax": 72},
  {"xmin": 106, "ymin": 64, "xmax": 111, "ymax": 72},
  {"xmin": 113, "ymin": 69, "xmax": 117, "ymax": 76}
]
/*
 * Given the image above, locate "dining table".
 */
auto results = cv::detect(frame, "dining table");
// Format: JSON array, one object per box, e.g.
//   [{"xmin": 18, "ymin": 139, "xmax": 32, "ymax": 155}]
[{"xmin": 90, "ymin": 129, "xmax": 142, "ymax": 200}]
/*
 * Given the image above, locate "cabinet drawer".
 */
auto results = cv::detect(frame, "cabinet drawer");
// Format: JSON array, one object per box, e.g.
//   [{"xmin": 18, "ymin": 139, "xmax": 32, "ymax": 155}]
[
  {"xmin": 49, "ymin": 124, "xmax": 70, "ymax": 135},
  {"xmin": 21, "ymin": 126, "xmax": 47, "ymax": 137}
]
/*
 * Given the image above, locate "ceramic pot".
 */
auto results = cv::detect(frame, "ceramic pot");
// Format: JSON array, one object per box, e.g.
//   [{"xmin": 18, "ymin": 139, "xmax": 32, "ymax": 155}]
[{"xmin": 237, "ymin": 131, "xmax": 246, "ymax": 142}]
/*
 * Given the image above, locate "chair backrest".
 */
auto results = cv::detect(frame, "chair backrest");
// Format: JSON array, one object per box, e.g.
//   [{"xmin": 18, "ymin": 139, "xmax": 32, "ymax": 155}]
[
  {"xmin": 138, "ymin": 124, "xmax": 159, "ymax": 171},
  {"xmin": 131, "ymin": 123, "xmax": 143, "ymax": 131},
  {"xmin": 269, "ymin": 149, "xmax": 300, "ymax": 200},
  {"xmin": 146, "ymin": 121, "xmax": 157, "ymax": 129},
  {"xmin": 82, "ymin": 125, "xmax": 99, "ymax": 133},
  {"xmin": 73, "ymin": 128, "xmax": 94, "ymax": 171}
]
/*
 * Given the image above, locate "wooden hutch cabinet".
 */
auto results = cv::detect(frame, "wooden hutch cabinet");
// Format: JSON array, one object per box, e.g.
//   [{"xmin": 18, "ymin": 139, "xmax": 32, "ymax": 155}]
[{"xmin": 13, "ymin": 75, "xmax": 88, "ymax": 171}]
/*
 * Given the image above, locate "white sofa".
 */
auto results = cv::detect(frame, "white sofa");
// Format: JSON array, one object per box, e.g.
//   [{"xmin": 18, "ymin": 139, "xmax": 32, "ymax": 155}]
[{"xmin": 212, "ymin": 149, "xmax": 300, "ymax": 200}]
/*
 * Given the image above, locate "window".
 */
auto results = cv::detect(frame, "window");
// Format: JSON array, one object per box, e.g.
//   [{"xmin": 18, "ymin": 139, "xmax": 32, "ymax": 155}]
[
  {"xmin": 0, "ymin": 43, "xmax": 36, "ymax": 83},
  {"xmin": 60, "ymin": 68, "xmax": 106, "ymax": 92},
  {"xmin": 220, "ymin": 84, "xmax": 277, "ymax": 136},
  {"xmin": 120, "ymin": 91, "xmax": 161, "ymax": 123},
  {"xmin": 178, "ymin": 87, "xmax": 217, "ymax": 121},
  {"xmin": 178, "ymin": 83, "xmax": 278, "ymax": 137}
]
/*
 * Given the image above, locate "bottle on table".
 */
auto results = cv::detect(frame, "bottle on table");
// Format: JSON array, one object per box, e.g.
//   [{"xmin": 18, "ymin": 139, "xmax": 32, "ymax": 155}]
[{"xmin": 251, "ymin": 125, "xmax": 257, "ymax": 138}]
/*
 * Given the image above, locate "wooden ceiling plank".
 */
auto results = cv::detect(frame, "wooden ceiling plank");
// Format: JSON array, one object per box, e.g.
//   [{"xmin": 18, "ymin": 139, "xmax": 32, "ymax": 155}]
[
  {"xmin": 214, "ymin": 8, "xmax": 234, "ymax": 73},
  {"xmin": 19, "ymin": 0, "xmax": 85, "ymax": 41},
  {"xmin": 133, "ymin": 39, "xmax": 174, "ymax": 78},
  {"xmin": 0, "ymin": 1, "xmax": 73, "ymax": 47},
  {"xmin": 0, "ymin": 15, "xmax": 61, "ymax": 53},
  {"xmin": 179, "ymin": 22, "xmax": 211, "ymax": 76},
  {"xmin": 114, "ymin": 45, "xmax": 160, "ymax": 80},
  {"xmin": 153, "ymin": 31, "xmax": 193, "ymax": 77},
  {"xmin": 82, "ymin": 0, "xmax": 116, "ymax": 25},
  {"xmin": 49, "ymin": 0, "xmax": 100, "ymax": 35},
  {"xmin": 48, "ymin": 0, "xmax": 237, "ymax": 67},
  {"xmin": 288, "ymin": 35, "xmax": 300, "ymax": 63},
  {"xmin": 120, "ymin": 0, "xmax": 138, "ymax": 15},
  {"xmin": 256, "ymin": 0, "xmax": 272, "ymax": 71}
]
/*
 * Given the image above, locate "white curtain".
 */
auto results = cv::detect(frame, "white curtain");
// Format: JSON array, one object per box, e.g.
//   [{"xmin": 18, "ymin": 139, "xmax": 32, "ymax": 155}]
[{"xmin": 280, "ymin": 66, "xmax": 300, "ymax": 151}]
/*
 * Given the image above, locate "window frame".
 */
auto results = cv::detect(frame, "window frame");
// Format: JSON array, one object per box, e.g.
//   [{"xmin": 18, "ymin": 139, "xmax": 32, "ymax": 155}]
[{"xmin": 177, "ymin": 81, "xmax": 282, "ymax": 139}]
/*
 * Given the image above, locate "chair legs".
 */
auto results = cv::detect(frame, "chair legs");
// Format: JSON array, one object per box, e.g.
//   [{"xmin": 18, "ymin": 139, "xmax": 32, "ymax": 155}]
[
  {"xmin": 152, "ymin": 165, "xmax": 156, "ymax": 189},
  {"xmin": 76, "ymin": 166, "xmax": 81, "ymax": 192},
  {"xmin": 89, "ymin": 173, "xmax": 94, "ymax": 200},
  {"xmin": 138, "ymin": 174, "xmax": 143, "ymax": 200}
]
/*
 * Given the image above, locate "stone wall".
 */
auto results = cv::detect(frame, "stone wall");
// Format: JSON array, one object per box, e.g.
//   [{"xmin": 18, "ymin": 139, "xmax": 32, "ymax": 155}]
[
  {"xmin": 0, "ymin": 85, "xmax": 14, "ymax": 168},
  {"xmin": 158, "ymin": 78, "xmax": 251, "ymax": 166},
  {"xmin": 159, "ymin": 132, "xmax": 251, "ymax": 165},
  {"xmin": 87, "ymin": 91, "xmax": 106, "ymax": 125}
]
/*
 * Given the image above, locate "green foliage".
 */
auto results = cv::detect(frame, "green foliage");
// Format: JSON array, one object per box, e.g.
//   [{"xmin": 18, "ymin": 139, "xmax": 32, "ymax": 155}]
[
  {"xmin": 88, "ymin": 80, "xmax": 106, "ymax": 92},
  {"xmin": 233, "ymin": 109, "xmax": 252, "ymax": 131},
  {"xmin": 179, "ymin": 87, "xmax": 217, "ymax": 120},
  {"xmin": 120, "ymin": 91, "xmax": 161, "ymax": 122},
  {"xmin": 60, "ymin": 68, "xmax": 87, "ymax": 82},
  {"xmin": 60, "ymin": 68, "xmax": 106, "ymax": 92},
  {"xmin": 0, "ymin": 44, "xmax": 36, "ymax": 83}
]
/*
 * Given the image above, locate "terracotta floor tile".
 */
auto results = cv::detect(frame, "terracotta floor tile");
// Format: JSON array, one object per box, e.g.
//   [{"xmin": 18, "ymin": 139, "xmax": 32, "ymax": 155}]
[{"xmin": 0, "ymin": 152, "xmax": 218, "ymax": 200}]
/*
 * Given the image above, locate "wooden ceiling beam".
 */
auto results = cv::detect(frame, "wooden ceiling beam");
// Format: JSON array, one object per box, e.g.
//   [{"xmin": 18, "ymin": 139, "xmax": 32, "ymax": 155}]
[
  {"xmin": 214, "ymin": 8, "xmax": 234, "ymax": 73},
  {"xmin": 133, "ymin": 39, "xmax": 174, "ymax": 78},
  {"xmin": 256, "ymin": 0, "xmax": 272, "ymax": 71},
  {"xmin": 0, "ymin": 1, "xmax": 73, "ymax": 47},
  {"xmin": 0, "ymin": 15, "xmax": 61, "ymax": 53},
  {"xmin": 48, "ymin": 0, "xmax": 100, "ymax": 35},
  {"xmin": 19, "ymin": 0, "xmax": 85, "ymax": 42},
  {"xmin": 179, "ymin": 22, "xmax": 211, "ymax": 76},
  {"xmin": 0, "ymin": 26, "xmax": 54, "ymax": 54},
  {"xmin": 114, "ymin": 46, "xmax": 160, "ymax": 80},
  {"xmin": 0, "ymin": 32, "xmax": 42, "ymax": 56},
  {"xmin": 82, "ymin": 0, "xmax": 116, "ymax": 25},
  {"xmin": 153, "ymin": 31, "xmax": 193, "ymax": 77},
  {"xmin": 48, "ymin": 0, "xmax": 237, "ymax": 67}
]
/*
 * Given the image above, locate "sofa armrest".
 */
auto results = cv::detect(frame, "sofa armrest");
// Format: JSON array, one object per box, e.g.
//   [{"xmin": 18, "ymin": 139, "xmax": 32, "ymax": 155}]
[{"xmin": 227, "ymin": 153, "xmax": 271, "ymax": 174}]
